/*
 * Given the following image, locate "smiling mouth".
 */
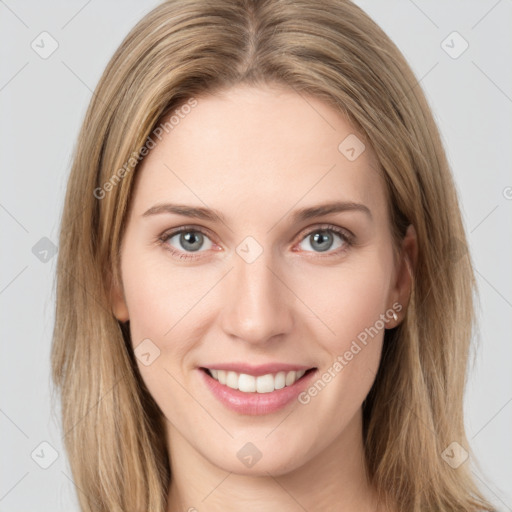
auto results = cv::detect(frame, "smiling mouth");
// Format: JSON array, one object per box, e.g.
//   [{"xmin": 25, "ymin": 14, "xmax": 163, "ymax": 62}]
[{"xmin": 200, "ymin": 367, "xmax": 317, "ymax": 394}]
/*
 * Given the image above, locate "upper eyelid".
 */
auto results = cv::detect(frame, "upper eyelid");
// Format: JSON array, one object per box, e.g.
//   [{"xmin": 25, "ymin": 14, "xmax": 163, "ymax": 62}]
[
  {"xmin": 160, "ymin": 224, "xmax": 216, "ymax": 242},
  {"xmin": 297, "ymin": 223, "xmax": 353, "ymax": 240}
]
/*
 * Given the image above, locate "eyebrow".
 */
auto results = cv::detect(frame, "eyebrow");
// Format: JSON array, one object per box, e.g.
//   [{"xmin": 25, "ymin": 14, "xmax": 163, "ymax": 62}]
[
  {"xmin": 142, "ymin": 201, "xmax": 372, "ymax": 223},
  {"xmin": 290, "ymin": 201, "xmax": 372, "ymax": 222}
]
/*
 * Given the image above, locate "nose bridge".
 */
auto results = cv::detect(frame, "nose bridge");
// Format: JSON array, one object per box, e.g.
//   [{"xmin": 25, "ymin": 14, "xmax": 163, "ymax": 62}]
[{"xmin": 220, "ymin": 246, "xmax": 293, "ymax": 344}]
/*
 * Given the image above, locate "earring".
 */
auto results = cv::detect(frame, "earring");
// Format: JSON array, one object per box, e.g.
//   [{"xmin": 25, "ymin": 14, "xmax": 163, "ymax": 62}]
[{"xmin": 392, "ymin": 311, "xmax": 398, "ymax": 322}]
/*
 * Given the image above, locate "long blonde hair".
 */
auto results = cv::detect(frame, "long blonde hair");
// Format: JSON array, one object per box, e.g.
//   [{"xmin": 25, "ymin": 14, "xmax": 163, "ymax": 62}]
[{"xmin": 51, "ymin": 1, "xmax": 495, "ymax": 510}]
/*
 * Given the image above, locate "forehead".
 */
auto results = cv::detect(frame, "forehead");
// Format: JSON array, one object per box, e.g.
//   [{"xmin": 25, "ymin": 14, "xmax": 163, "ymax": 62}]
[{"xmin": 131, "ymin": 84, "xmax": 386, "ymax": 221}]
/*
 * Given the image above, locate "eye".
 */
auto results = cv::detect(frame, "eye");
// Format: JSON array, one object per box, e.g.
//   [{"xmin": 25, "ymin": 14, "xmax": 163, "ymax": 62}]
[
  {"xmin": 158, "ymin": 224, "xmax": 354, "ymax": 261},
  {"xmin": 159, "ymin": 227, "xmax": 214, "ymax": 259},
  {"xmin": 296, "ymin": 225, "xmax": 352, "ymax": 255}
]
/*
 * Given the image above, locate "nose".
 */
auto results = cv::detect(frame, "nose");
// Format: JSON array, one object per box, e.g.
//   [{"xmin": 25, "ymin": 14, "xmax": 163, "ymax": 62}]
[{"xmin": 219, "ymin": 248, "xmax": 294, "ymax": 346}]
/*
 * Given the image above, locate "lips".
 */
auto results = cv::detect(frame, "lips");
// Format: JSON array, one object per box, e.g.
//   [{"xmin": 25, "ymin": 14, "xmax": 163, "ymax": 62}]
[{"xmin": 198, "ymin": 364, "xmax": 318, "ymax": 415}]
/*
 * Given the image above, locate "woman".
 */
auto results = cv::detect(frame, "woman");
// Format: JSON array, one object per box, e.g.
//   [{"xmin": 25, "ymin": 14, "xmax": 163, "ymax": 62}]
[{"xmin": 51, "ymin": 0, "xmax": 496, "ymax": 510}]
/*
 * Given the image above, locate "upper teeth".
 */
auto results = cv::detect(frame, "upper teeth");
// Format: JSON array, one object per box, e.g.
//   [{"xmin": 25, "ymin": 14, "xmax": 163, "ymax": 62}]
[{"xmin": 209, "ymin": 369, "xmax": 307, "ymax": 393}]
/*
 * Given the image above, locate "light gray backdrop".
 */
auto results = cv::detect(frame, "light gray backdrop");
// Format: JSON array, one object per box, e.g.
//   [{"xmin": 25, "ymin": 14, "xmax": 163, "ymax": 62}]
[{"xmin": 1, "ymin": 0, "xmax": 511, "ymax": 510}]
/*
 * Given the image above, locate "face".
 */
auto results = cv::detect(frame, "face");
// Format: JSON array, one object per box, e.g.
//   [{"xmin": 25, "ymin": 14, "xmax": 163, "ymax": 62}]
[{"xmin": 112, "ymin": 84, "xmax": 413, "ymax": 476}]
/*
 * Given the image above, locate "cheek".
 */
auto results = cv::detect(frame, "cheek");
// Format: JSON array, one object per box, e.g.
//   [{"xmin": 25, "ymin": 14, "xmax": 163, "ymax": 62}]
[
  {"xmin": 298, "ymin": 251, "xmax": 393, "ymax": 349},
  {"xmin": 120, "ymin": 252, "xmax": 208, "ymax": 418},
  {"xmin": 291, "ymin": 250, "xmax": 393, "ymax": 410},
  {"xmin": 120, "ymin": 249, "xmax": 206, "ymax": 346}
]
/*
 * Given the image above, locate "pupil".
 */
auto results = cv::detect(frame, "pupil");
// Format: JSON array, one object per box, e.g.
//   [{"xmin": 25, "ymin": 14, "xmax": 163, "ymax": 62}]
[
  {"xmin": 181, "ymin": 231, "xmax": 203, "ymax": 251},
  {"xmin": 311, "ymin": 231, "xmax": 332, "ymax": 252}
]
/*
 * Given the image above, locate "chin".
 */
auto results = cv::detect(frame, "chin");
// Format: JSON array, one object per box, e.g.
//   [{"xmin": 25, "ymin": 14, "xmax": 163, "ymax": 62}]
[{"xmin": 204, "ymin": 439, "xmax": 310, "ymax": 477}]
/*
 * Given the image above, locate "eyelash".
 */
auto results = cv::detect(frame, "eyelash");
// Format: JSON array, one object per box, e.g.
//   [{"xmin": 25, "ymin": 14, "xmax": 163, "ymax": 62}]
[{"xmin": 157, "ymin": 224, "xmax": 355, "ymax": 261}]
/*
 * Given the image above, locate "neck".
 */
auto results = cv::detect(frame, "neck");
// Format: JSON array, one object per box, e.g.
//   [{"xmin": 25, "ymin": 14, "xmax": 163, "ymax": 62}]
[{"xmin": 166, "ymin": 409, "xmax": 381, "ymax": 512}]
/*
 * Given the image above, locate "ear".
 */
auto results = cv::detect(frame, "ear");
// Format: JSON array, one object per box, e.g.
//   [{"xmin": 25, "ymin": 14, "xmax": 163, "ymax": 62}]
[
  {"xmin": 387, "ymin": 224, "xmax": 417, "ymax": 327},
  {"xmin": 110, "ymin": 272, "xmax": 129, "ymax": 323}
]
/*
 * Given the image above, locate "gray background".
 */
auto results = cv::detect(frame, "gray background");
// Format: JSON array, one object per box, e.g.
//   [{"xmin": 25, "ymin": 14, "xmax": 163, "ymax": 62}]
[{"xmin": 1, "ymin": 0, "xmax": 511, "ymax": 510}]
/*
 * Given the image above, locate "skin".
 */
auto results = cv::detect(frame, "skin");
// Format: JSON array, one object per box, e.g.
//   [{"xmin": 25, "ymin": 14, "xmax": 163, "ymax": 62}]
[{"xmin": 112, "ymin": 84, "xmax": 416, "ymax": 512}]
